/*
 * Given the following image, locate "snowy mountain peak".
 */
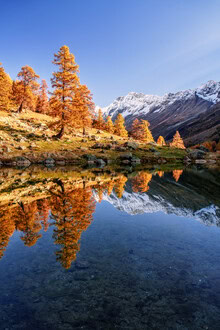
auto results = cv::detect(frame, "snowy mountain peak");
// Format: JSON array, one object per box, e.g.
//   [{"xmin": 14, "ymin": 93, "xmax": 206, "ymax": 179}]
[
  {"xmin": 101, "ymin": 80, "xmax": 220, "ymax": 120},
  {"xmin": 196, "ymin": 80, "xmax": 220, "ymax": 103}
]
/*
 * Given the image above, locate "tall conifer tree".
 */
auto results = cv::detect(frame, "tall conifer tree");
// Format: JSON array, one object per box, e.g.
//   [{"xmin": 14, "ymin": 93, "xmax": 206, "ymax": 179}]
[
  {"xmin": 36, "ymin": 79, "xmax": 49, "ymax": 114},
  {"xmin": 0, "ymin": 63, "xmax": 12, "ymax": 111},
  {"xmin": 50, "ymin": 45, "xmax": 94, "ymax": 138},
  {"xmin": 106, "ymin": 116, "xmax": 114, "ymax": 133},
  {"xmin": 114, "ymin": 113, "xmax": 128, "ymax": 137},
  {"xmin": 16, "ymin": 66, "xmax": 39, "ymax": 112},
  {"xmin": 131, "ymin": 118, "xmax": 141, "ymax": 140},
  {"xmin": 139, "ymin": 120, "xmax": 154, "ymax": 143}
]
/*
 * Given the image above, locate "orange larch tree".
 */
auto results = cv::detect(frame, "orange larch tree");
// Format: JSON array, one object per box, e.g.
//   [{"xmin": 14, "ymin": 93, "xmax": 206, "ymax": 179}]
[
  {"xmin": 131, "ymin": 118, "xmax": 142, "ymax": 140},
  {"xmin": 0, "ymin": 63, "xmax": 12, "ymax": 111},
  {"xmin": 106, "ymin": 116, "xmax": 114, "ymax": 134},
  {"xmin": 95, "ymin": 108, "xmax": 105, "ymax": 130},
  {"xmin": 16, "ymin": 65, "xmax": 40, "ymax": 112},
  {"xmin": 114, "ymin": 114, "xmax": 128, "ymax": 138},
  {"xmin": 36, "ymin": 79, "xmax": 50, "ymax": 114},
  {"xmin": 139, "ymin": 120, "xmax": 154, "ymax": 143},
  {"xmin": 170, "ymin": 131, "xmax": 185, "ymax": 149},
  {"xmin": 50, "ymin": 45, "xmax": 80, "ymax": 138},
  {"xmin": 157, "ymin": 135, "xmax": 166, "ymax": 146},
  {"xmin": 72, "ymin": 83, "xmax": 95, "ymax": 135},
  {"xmin": 50, "ymin": 45, "xmax": 94, "ymax": 138}
]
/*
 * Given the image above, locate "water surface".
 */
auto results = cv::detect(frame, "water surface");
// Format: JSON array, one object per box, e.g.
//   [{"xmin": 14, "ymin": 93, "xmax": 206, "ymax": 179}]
[{"xmin": 0, "ymin": 166, "xmax": 220, "ymax": 329}]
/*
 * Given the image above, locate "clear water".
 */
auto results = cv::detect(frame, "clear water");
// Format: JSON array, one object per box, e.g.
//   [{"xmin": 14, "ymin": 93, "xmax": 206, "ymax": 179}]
[{"xmin": 0, "ymin": 166, "xmax": 220, "ymax": 329}]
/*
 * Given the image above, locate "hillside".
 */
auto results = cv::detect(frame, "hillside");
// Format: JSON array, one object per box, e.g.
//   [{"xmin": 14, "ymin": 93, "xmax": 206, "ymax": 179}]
[{"xmin": 0, "ymin": 110, "xmax": 189, "ymax": 167}]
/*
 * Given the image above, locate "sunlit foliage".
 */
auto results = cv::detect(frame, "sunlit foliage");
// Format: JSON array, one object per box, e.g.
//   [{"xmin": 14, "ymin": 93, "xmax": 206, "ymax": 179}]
[
  {"xmin": 114, "ymin": 113, "xmax": 128, "ymax": 137},
  {"xmin": 170, "ymin": 131, "xmax": 185, "ymax": 149}
]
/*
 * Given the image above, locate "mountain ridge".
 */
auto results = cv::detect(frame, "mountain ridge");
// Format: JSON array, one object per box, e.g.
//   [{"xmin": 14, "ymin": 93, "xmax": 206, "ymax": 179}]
[{"xmin": 99, "ymin": 80, "xmax": 220, "ymax": 145}]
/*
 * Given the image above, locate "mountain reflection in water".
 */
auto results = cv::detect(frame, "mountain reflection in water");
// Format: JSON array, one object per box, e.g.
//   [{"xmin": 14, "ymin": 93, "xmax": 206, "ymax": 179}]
[{"xmin": 0, "ymin": 166, "xmax": 220, "ymax": 329}]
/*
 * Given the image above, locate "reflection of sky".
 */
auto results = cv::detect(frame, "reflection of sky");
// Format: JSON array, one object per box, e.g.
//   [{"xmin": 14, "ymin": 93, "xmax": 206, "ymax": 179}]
[{"xmin": 1, "ymin": 0, "xmax": 220, "ymax": 106}]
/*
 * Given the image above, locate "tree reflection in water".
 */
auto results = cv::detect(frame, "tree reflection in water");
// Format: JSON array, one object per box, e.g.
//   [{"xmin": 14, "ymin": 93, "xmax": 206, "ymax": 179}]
[{"xmin": 0, "ymin": 167, "xmax": 218, "ymax": 267}]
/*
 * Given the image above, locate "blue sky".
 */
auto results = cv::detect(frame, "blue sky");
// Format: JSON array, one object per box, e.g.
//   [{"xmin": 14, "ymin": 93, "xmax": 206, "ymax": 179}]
[{"xmin": 1, "ymin": 0, "xmax": 220, "ymax": 106}]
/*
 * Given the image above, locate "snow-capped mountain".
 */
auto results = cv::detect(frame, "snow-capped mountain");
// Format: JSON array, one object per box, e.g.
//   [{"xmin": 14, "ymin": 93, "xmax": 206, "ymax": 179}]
[{"xmin": 100, "ymin": 80, "xmax": 220, "ymax": 145}]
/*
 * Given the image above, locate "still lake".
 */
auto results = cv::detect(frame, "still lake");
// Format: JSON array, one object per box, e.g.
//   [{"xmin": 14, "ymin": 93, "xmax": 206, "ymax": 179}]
[{"xmin": 0, "ymin": 166, "xmax": 220, "ymax": 329}]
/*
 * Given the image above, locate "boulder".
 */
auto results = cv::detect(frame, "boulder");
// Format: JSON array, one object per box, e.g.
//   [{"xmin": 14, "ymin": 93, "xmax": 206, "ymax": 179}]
[
  {"xmin": 90, "ymin": 135, "xmax": 100, "ymax": 141},
  {"xmin": 124, "ymin": 141, "xmax": 139, "ymax": 150},
  {"xmin": 16, "ymin": 156, "xmax": 31, "ymax": 167},
  {"xmin": 92, "ymin": 143, "xmax": 104, "ymax": 149},
  {"xmin": 103, "ymin": 143, "xmax": 113, "ymax": 150},
  {"xmin": 115, "ymin": 146, "xmax": 127, "ymax": 152},
  {"xmin": 16, "ymin": 146, "xmax": 26, "ymax": 150},
  {"xmin": 188, "ymin": 149, "xmax": 206, "ymax": 160},
  {"xmin": 83, "ymin": 154, "xmax": 97, "ymax": 161},
  {"xmin": 44, "ymin": 158, "xmax": 55, "ymax": 166}
]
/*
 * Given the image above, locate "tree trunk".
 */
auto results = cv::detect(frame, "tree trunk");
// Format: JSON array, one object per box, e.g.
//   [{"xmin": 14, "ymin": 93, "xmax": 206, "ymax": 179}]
[
  {"xmin": 17, "ymin": 102, "xmax": 23, "ymax": 113},
  {"xmin": 83, "ymin": 126, "xmax": 86, "ymax": 136},
  {"xmin": 53, "ymin": 124, "xmax": 64, "ymax": 139}
]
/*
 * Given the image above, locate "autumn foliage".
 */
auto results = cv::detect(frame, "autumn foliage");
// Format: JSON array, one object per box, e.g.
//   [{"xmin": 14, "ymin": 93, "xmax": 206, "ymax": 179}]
[
  {"xmin": 50, "ymin": 45, "xmax": 94, "ymax": 138},
  {"xmin": 157, "ymin": 135, "xmax": 166, "ymax": 146},
  {"xmin": 94, "ymin": 108, "xmax": 105, "ymax": 130},
  {"xmin": 16, "ymin": 65, "xmax": 40, "ymax": 113},
  {"xmin": 36, "ymin": 79, "xmax": 50, "ymax": 114},
  {"xmin": 173, "ymin": 169, "xmax": 183, "ymax": 182},
  {"xmin": 170, "ymin": 131, "xmax": 185, "ymax": 149},
  {"xmin": 131, "ymin": 118, "xmax": 154, "ymax": 142},
  {"xmin": 0, "ymin": 63, "xmax": 12, "ymax": 111},
  {"xmin": 106, "ymin": 116, "xmax": 114, "ymax": 133},
  {"xmin": 15, "ymin": 201, "xmax": 42, "ymax": 247},
  {"xmin": 114, "ymin": 113, "xmax": 128, "ymax": 137},
  {"xmin": 132, "ymin": 171, "xmax": 152, "ymax": 193},
  {"xmin": 50, "ymin": 180, "xmax": 96, "ymax": 269}
]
